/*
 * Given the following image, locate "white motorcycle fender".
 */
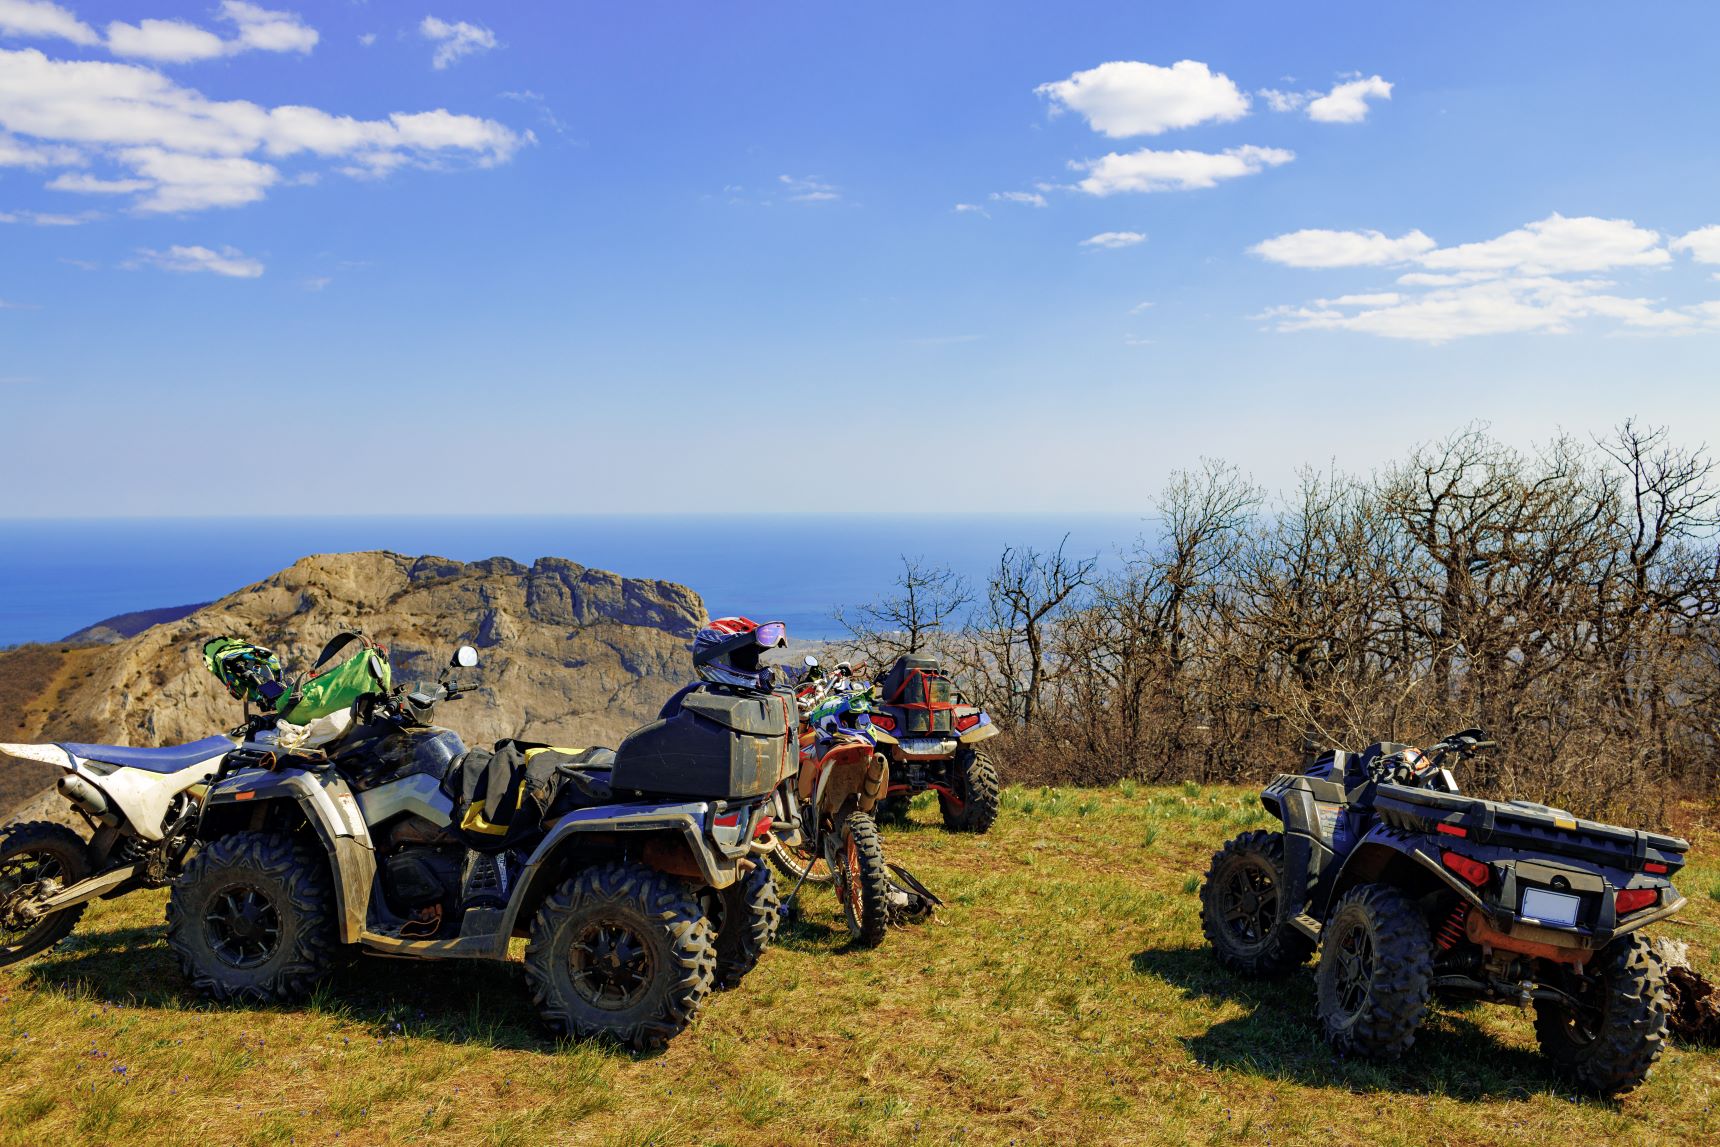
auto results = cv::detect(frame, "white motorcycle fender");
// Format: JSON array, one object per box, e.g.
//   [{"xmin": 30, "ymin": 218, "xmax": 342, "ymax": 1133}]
[{"xmin": 0, "ymin": 742, "xmax": 226, "ymax": 842}]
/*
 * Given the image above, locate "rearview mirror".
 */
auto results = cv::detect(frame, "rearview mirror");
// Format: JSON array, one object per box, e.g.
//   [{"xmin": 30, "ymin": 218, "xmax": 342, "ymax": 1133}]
[
  {"xmin": 804, "ymin": 655, "xmax": 819, "ymax": 668},
  {"xmin": 452, "ymin": 645, "xmax": 479, "ymax": 669}
]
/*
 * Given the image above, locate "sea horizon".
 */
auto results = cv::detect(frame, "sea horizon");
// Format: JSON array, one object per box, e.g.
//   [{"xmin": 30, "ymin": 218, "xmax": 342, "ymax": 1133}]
[{"xmin": 0, "ymin": 513, "xmax": 1149, "ymax": 647}]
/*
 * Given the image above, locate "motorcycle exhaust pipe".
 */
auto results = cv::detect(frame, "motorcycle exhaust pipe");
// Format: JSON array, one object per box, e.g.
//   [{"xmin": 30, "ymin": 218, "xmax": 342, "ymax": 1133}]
[{"xmin": 58, "ymin": 774, "xmax": 119, "ymax": 825}]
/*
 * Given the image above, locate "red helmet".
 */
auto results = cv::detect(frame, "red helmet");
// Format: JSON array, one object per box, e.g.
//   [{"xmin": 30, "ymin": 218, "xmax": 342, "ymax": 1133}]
[{"xmin": 693, "ymin": 617, "xmax": 788, "ymax": 690}]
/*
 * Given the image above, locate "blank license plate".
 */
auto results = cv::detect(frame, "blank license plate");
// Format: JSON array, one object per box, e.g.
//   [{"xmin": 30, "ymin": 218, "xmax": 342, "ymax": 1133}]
[
  {"xmin": 899, "ymin": 739, "xmax": 949, "ymax": 755},
  {"xmin": 1521, "ymin": 888, "xmax": 1579, "ymax": 926}
]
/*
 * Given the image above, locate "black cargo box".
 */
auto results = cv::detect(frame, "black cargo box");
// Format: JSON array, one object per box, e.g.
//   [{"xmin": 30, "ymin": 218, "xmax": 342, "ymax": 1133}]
[{"xmin": 611, "ymin": 687, "xmax": 795, "ymax": 800}]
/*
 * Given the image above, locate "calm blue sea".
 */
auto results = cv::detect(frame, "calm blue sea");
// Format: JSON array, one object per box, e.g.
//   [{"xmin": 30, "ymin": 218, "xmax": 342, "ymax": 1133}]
[{"xmin": 0, "ymin": 515, "xmax": 1148, "ymax": 647}]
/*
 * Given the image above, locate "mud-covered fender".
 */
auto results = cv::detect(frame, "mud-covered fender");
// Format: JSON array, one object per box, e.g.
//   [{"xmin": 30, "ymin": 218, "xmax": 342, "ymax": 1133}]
[
  {"xmin": 200, "ymin": 767, "xmax": 376, "ymax": 944},
  {"xmin": 1320, "ymin": 824, "xmax": 1486, "ymax": 919},
  {"xmin": 1258, "ymin": 773, "xmax": 1339, "ymax": 911},
  {"xmin": 493, "ymin": 799, "xmax": 751, "ymax": 949}
]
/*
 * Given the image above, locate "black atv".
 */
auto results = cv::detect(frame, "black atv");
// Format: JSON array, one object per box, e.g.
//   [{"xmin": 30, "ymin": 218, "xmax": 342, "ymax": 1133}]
[{"xmin": 1200, "ymin": 729, "xmax": 1689, "ymax": 1095}]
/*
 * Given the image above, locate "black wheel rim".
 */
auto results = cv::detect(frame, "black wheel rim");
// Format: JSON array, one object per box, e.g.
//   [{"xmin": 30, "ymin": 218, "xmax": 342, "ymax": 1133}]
[
  {"xmin": 1553, "ymin": 973, "xmax": 1605, "ymax": 1046},
  {"xmin": 1217, "ymin": 857, "xmax": 1278, "ymax": 949},
  {"xmin": 204, "ymin": 883, "xmax": 283, "ymax": 970},
  {"xmin": 1332, "ymin": 918, "xmax": 1376, "ymax": 1018},
  {"xmin": 0, "ymin": 849, "xmax": 67, "ymax": 948},
  {"xmin": 568, "ymin": 918, "xmax": 657, "ymax": 1010}
]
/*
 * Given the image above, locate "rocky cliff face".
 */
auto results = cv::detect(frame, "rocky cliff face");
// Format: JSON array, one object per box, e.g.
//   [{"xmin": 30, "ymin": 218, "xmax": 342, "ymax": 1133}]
[{"xmin": 1, "ymin": 553, "xmax": 708, "ymax": 814}]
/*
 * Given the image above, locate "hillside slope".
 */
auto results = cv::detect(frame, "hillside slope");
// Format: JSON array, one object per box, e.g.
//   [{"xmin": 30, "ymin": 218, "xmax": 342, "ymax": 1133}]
[
  {"xmin": 0, "ymin": 551, "xmax": 706, "ymax": 816},
  {"xmin": 0, "ymin": 785, "xmax": 1714, "ymax": 1145}
]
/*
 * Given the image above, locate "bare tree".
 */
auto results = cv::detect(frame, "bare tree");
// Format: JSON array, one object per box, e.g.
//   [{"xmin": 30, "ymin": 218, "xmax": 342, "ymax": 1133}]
[
  {"xmin": 985, "ymin": 537, "xmax": 1096, "ymax": 728},
  {"xmin": 835, "ymin": 556, "xmax": 972, "ymax": 669}
]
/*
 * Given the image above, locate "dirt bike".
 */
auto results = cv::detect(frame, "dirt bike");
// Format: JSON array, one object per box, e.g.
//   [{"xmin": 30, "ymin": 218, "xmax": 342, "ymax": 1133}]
[
  {"xmin": 770, "ymin": 660, "xmax": 936, "ymax": 945},
  {"xmin": 1200, "ymin": 729, "xmax": 1689, "ymax": 1095},
  {"xmin": 165, "ymin": 646, "xmax": 791, "ymax": 1050},
  {"xmin": 1, "ymin": 731, "xmax": 235, "ymax": 966}
]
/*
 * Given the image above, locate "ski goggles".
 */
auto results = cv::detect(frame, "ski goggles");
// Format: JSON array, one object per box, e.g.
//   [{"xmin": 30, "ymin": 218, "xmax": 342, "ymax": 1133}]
[{"xmin": 754, "ymin": 621, "xmax": 788, "ymax": 648}]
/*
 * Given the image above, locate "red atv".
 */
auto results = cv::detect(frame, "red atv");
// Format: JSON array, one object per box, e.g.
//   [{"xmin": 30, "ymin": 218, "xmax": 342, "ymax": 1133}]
[{"xmin": 864, "ymin": 655, "xmax": 1001, "ymax": 833}]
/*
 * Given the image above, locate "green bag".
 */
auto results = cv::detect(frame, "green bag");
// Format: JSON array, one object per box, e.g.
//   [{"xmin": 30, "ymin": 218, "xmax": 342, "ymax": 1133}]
[{"xmin": 278, "ymin": 631, "xmax": 393, "ymax": 725}]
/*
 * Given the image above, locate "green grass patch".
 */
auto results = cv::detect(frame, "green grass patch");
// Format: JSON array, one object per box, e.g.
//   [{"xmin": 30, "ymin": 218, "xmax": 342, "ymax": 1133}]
[{"xmin": 1, "ymin": 784, "xmax": 1715, "ymax": 1145}]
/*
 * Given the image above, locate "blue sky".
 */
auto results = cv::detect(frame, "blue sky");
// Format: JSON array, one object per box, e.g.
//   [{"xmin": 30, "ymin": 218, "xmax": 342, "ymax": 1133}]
[{"xmin": 2, "ymin": 1, "xmax": 1719, "ymax": 516}]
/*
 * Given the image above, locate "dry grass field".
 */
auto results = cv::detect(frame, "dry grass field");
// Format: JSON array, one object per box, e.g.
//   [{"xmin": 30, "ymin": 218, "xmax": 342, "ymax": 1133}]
[{"xmin": 3, "ymin": 784, "xmax": 1717, "ymax": 1146}]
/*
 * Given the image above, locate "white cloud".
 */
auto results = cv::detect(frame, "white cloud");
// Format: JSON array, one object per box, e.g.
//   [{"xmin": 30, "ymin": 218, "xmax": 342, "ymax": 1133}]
[
  {"xmin": 953, "ymin": 202, "xmax": 987, "ymax": 215},
  {"xmin": 1306, "ymin": 75, "xmax": 1392, "ymax": 124},
  {"xmin": 1672, "ymin": 225, "xmax": 1720, "ymax": 264},
  {"xmin": 1419, "ymin": 214, "xmax": 1669, "ymax": 275},
  {"xmin": 358, "ymin": 32, "xmax": 376, "ymax": 47},
  {"xmin": 0, "ymin": 206, "xmax": 87, "ymax": 224},
  {"xmin": 0, "ymin": 0, "xmax": 95, "ymax": 44},
  {"xmin": 1037, "ymin": 60, "xmax": 1249, "ymax": 137},
  {"xmin": 46, "ymin": 171, "xmax": 148, "ymax": 192},
  {"xmin": 1080, "ymin": 230, "xmax": 1146, "ymax": 249},
  {"xmin": 0, "ymin": 130, "xmax": 78, "ymax": 166},
  {"xmin": 1258, "ymin": 88, "xmax": 1311, "ymax": 114},
  {"xmin": 1251, "ymin": 228, "xmax": 1436, "ymax": 268},
  {"xmin": 138, "ymin": 243, "xmax": 263, "ymax": 277},
  {"xmin": 1254, "ymin": 214, "xmax": 1718, "ymax": 342},
  {"xmin": 106, "ymin": 3, "xmax": 316, "ymax": 63},
  {"xmin": 420, "ymin": 16, "xmax": 496, "ymax": 70},
  {"xmin": 1073, "ymin": 144, "xmax": 1292, "ymax": 195},
  {"xmin": 779, "ymin": 174, "xmax": 838, "ymax": 202},
  {"xmin": 221, "ymin": 2, "xmax": 315, "ymax": 53},
  {"xmin": 105, "ymin": 18, "xmax": 224, "ymax": 61},
  {"xmin": 1, "ymin": 45, "xmax": 527, "ymax": 214},
  {"xmin": 1128, "ymin": 301, "xmax": 1154, "ymax": 314},
  {"xmin": 990, "ymin": 190, "xmax": 1045, "ymax": 207}
]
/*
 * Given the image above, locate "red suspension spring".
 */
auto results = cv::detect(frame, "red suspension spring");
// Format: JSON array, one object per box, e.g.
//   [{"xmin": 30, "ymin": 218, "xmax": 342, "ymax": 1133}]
[{"xmin": 1435, "ymin": 903, "xmax": 1468, "ymax": 950}]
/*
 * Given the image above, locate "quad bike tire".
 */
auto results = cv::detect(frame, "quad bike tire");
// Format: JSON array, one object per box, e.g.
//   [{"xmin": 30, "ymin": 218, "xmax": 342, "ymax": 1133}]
[
  {"xmin": 0, "ymin": 820, "xmax": 90, "ymax": 967},
  {"xmin": 1200, "ymin": 829, "xmax": 1316, "ymax": 978},
  {"xmin": 1314, "ymin": 882, "xmax": 1432, "ymax": 1058},
  {"xmin": 938, "ymin": 747, "xmax": 1000, "ymax": 834},
  {"xmin": 1534, "ymin": 933, "xmax": 1669, "ymax": 1095},
  {"xmin": 713, "ymin": 862, "xmax": 781, "ymax": 989},
  {"xmin": 167, "ymin": 831, "xmax": 340, "ymax": 1004},
  {"xmin": 877, "ymin": 795, "xmax": 913, "ymax": 826},
  {"xmin": 835, "ymin": 811, "xmax": 890, "ymax": 948},
  {"xmin": 524, "ymin": 860, "xmax": 716, "ymax": 1051}
]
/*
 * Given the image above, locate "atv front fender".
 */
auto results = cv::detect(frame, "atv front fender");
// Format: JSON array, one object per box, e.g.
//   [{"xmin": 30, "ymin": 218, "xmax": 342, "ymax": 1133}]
[{"xmin": 200, "ymin": 767, "xmax": 376, "ymax": 944}]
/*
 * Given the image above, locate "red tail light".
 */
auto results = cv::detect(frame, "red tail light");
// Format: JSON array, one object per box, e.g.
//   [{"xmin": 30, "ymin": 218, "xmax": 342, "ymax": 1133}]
[
  {"xmin": 715, "ymin": 812, "xmax": 740, "ymax": 827},
  {"xmin": 955, "ymin": 713, "xmax": 979, "ymax": 732},
  {"xmin": 871, "ymin": 715, "xmax": 895, "ymax": 732},
  {"xmin": 1441, "ymin": 850, "xmax": 1490, "ymax": 887},
  {"xmin": 1615, "ymin": 888, "xmax": 1659, "ymax": 915},
  {"xmin": 1435, "ymin": 823, "xmax": 1467, "ymax": 838},
  {"xmin": 1643, "ymin": 861, "xmax": 1668, "ymax": 875}
]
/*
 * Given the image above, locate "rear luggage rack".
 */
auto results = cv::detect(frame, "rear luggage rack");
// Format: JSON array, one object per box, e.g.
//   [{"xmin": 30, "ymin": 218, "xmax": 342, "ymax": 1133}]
[{"xmin": 1373, "ymin": 785, "xmax": 1688, "ymax": 873}]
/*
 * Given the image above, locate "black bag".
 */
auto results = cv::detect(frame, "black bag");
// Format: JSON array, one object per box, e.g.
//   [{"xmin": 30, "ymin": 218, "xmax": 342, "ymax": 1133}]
[{"xmin": 445, "ymin": 741, "xmax": 611, "ymax": 852}]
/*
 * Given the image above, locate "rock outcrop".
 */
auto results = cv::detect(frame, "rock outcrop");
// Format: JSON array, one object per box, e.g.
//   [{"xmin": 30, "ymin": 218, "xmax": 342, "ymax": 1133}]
[{"xmin": 0, "ymin": 552, "xmax": 708, "ymax": 816}]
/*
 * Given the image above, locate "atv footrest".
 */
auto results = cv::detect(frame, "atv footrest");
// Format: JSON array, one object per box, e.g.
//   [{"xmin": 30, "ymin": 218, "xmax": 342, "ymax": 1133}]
[{"xmin": 1291, "ymin": 913, "xmax": 1322, "ymax": 940}]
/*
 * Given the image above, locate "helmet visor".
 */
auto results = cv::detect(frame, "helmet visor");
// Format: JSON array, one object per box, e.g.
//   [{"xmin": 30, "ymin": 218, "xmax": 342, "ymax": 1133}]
[{"xmin": 754, "ymin": 621, "xmax": 787, "ymax": 649}]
